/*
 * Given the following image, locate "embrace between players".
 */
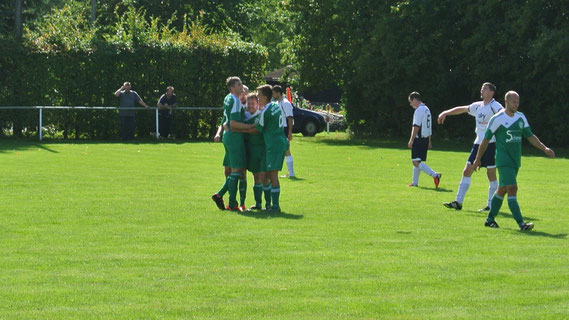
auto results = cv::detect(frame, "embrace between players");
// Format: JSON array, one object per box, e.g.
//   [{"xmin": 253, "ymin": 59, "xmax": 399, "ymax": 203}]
[
  {"xmin": 211, "ymin": 77, "xmax": 291, "ymax": 213},
  {"xmin": 407, "ymin": 82, "xmax": 555, "ymax": 231}
]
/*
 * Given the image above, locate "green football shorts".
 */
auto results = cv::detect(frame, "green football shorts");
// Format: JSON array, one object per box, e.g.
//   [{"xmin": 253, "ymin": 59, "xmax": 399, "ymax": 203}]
[
  {"xmin": 247, "ymin": 144, "xmax": 266, "ymax": 173},
  {"xmin": 222, "ymin": 133, "xmax": 246, "ymax": 169},
  {"xmin": 498, "ymin": 166, "xmax": 519, "ymax": 187},
  {"xmin": 265, "ymin": 137, "xmax": 289, "ymax": 172},
  {"xmin": 222, "ymin": 152, "xmax": 230, "ymax": 167}
]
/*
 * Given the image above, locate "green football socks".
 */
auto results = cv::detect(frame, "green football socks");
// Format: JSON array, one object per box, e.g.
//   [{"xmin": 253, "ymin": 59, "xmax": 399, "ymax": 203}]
[
  {"xmin": 217, "ymin": 178, "xmax": 229, "ymax": 197},
  {"xmin": 507, "ymin": 196, "xmax": 524, "ymax": 226},
  {"xmin": 253, "ymin": 183, "xmax": 263, "ymax": 207},
  {"xmin": 271, "ymin": 186, "xmax": 280, "ymax": 210},
  {"xmin": 487, "ymin": 193, "xmax": 504, "ymax": 222},
  {"xmin": 239, "ymin": 178, "xmax": 247, "ymax": 206},
  {"xmin": 263, "ymin": 183, "xmax": 272, "ymax": 208},
  {"xmin": 228, "ymin": 172, "xmax": 241, "ymax": 207}
]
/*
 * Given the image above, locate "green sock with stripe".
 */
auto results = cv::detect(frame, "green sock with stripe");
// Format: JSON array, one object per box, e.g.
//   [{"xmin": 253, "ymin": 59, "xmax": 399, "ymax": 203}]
[
  {"xmin": 487, "ymin": 193, "xmax": 504, "ymax": 222},
  {"xmin": 271, "ymin": 186, "xmax": 280, "ymax": 209},
  {"xmin": 228, "ymin": 172, "xmax": 241, "ymax": 208},
  {"xmin": 263, "ymin": 183, "xmax": 272, "ymax": 208}
]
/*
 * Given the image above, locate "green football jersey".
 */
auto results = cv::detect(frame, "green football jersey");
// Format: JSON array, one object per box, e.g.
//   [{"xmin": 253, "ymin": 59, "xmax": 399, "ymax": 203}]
[
  {"xmin": 245, "ymin": 110, "xmax": 264, "ymax": 146},
  {"xmin": 484, "ymin": 111, "xmax": 533, "ymax": 168},
  {"xmin": 222, "ymin": 93, "xmax": 245, "ymax": 135},
  {"xmin": 256, "ymin": 102, "xmax": 287, "ymax": 146}
]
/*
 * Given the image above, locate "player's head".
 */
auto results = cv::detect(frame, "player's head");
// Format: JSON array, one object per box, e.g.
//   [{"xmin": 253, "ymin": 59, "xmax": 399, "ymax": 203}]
[
  {"xmin": 123, "ymin": 82, "xmax": 131, "ymax": 91},
  {"xmin": 504, "ymin": 90, "xmax": 519, "ymax": 113},
  {"xmin": 257, "ymin": 84, "xmax": 273, "ymax": 105},
  {"xmin": 246, "ymin": 93, "xmax": 259, "ymax": 113},
  {"xmin": 240, "ymin": 85, "xmax": 249, "ymax": 103},
  {"xmin": 408, "ymin": 91, "xmax": 421, "ymax": 108},
  {"xmin": 272, "ymin": 85, "xmax": 284, "ymax": 100},
  {"xmin": 480, "ymin": 82, "xmax": 496, "ymax": 100},
  {"xmin": 166, "ymin": 86, "xmax": 174, "ymax": 96},
  {"xmin": 226, "ymin": 76, "xmax": 243, "ymax": 95}
]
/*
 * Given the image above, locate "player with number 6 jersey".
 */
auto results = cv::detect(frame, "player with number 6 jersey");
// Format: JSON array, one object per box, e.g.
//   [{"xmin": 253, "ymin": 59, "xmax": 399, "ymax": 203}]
[{"xmin": 407, "ymin": 91, "xmax": 441, "ymax": 188}]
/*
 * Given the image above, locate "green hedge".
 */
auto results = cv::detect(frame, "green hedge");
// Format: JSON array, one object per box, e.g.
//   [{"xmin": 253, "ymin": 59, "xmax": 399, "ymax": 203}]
[
  {"xmin": 0, "ymin": 2, "xmax": 268, "ymax": 140},
  {"xmin": 0, "ymin": 40, "xmax": 267, "ymax": 139}
]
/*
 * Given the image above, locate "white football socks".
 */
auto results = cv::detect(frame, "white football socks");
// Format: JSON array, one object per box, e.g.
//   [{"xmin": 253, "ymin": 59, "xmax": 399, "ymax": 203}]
[
  {"xmin": 412, "ymin": 166, "xmax": 421, "ymax": 186},
  {"xmin": 419, "ymin": 162, "xmax": 436, "ymax": 177},
  {"xmin": 455, "ymin": 176, "xmax": 471, "ymax": 204},
  {"xmin": 488, "ymin": 180, "xmax": 498, "ymax": 207},
  {"xmin": 285, "ymin": 155, "xmax": 295, "ymax": 177}
]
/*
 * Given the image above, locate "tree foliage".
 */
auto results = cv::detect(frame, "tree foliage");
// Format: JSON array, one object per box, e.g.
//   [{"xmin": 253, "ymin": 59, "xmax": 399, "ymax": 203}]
[
  {"xmin": 0, "ymin": 2, "xmax": 267, "ymax": 139},
  {"xmin": 290, "ymin": 0, "xmax": 569, "ymax": 146}
]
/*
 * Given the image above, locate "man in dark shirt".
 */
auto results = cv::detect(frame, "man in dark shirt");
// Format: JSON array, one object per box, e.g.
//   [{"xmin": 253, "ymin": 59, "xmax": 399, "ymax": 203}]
[
  {"xmin": 114, "ymin": 82, "xmax": 149, "ymax": 140},
  {"xmin": 157, "ymin": 86, "xmax": 178, "ymax": 139}
]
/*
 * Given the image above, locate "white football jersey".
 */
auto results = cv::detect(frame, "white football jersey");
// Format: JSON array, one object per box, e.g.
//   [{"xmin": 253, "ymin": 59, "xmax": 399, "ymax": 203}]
[
  {"xmin": 412, "ymin": 103, "xmax": 432, "ymax": 138},
  {"xmin": 467, "ymin": 99, "xmax": 503, "ymax": 144},
  {"xmin": 278, "ymin": 98, "xmax": 294, "ymax": 127}
]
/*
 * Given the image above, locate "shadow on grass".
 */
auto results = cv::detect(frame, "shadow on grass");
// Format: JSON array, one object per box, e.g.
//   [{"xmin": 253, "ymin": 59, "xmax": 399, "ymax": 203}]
[
  {"xmin": 237, "ymin": 210, "xmax": 303, "ymax": 220},
  {"xmin": 510, "ymin": 230, "xmax": 568, "ymax": 239},
  {"xmin": 417, "ymin": 186, "xmax": 453, "ymax": 193},
  {"xmin": 314, "ymin": 136, "xmax": 569, "ymax": 159},
  {"xmin": 462, "ymin": 210, "xmax": 540, "ymax": 222},
  {"xmin": 0, "ymin": 137, "xmax": 213, "ymax": 153},
  {"xmin": 282, "ymin": 176, "xmax": 306, "ymax": 181}
]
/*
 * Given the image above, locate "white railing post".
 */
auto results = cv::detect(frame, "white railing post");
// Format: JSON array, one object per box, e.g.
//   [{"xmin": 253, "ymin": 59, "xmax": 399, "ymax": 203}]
[
  {"xmin": 326, "ymin": 109, "xmax": 330, "ymax": 133},
  {"xmin": 155, "ymin": 108, "xmax": 159, "ymax": 139},
  {"xmin": 39, "ymin": 107, "xmax": 43, "ymax": 141}
]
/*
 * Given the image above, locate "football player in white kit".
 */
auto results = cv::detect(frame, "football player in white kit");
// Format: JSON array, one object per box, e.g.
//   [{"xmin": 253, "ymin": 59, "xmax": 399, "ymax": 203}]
[
  {"xmin": 407, "ymin": 92, "xmax": 442, "ymax": 188},
  {"xmin": 437, "ymin": 82, "xmax": 503, "ymax": 211}
]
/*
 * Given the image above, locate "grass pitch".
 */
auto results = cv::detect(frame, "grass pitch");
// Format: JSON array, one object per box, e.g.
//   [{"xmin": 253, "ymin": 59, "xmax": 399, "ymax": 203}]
[{"xmin": 0, "ymin": 134, "xmax": 568, "ymax": 319}]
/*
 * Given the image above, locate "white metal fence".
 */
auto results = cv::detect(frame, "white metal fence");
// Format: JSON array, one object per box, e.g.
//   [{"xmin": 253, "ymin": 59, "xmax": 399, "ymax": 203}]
[{"xmin": 0, "ymin": 106, "xmax": 220, "ymax": 140}]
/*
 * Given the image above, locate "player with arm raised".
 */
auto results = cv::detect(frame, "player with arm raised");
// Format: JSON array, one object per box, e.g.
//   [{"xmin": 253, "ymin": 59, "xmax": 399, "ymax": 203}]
[{"xmin": 438, "ymin": 82, "xmax": 503, "ymax": 211}]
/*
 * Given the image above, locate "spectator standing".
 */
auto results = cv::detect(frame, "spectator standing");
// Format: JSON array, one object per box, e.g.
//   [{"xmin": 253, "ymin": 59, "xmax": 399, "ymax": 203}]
[
  {"xmin": 114, "ymin": 82, "xmax": 149, "ymax": 140},
  {"xmin": 157, "ymin": 86, "xmax": 177, "ymax": 139}
]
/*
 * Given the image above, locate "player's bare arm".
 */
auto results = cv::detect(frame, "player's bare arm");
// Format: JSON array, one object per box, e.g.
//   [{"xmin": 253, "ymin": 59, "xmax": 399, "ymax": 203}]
[
  {"xmin": 214, "ymin": 124, "xmax": 223, "ymax": 142},
  {"xmin": 287, "ymin": 117, "xmax": 293, "ymax": 140},
  {"xmin": 472, "ymin": 138, "xmax": 490, "ymax": 170},
  {"xmin": 408, "ymin": 125, "xmax": 420, "ymax": 148},
  {"xmin": 229, "ymin": 120, "xmax": 252, "ymax": 131},
  {"xmin": 527, "ymin": 135, "xmax": 555, "ymax": 158},
  {"xmin": 437, "ymin": 106, "xmax": 469, "ymax": 124}
]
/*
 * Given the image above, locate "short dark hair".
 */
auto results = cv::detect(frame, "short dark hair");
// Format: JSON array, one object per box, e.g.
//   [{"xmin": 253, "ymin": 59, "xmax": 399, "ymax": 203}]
[
  {"xmin": 272, "ymin": 85, "xmax": 284, "ymax": 94},
  {"xmin": 257, "ymin": 84, "xmax": 273, "ymax": 100},
  {"xmin": 482, "ymin": 82, "xmax": 496, "ymax": 92},
  {"xmin": 408, "ymin": 91, "xmax": 421, "ymax": 102},
  {"xmin": 246, "ymin": 93, "xmax": 258, "ymax": 101},
  {"xmin": 226, "ymin": 76, "xmax": 241, "ymax": 89}
]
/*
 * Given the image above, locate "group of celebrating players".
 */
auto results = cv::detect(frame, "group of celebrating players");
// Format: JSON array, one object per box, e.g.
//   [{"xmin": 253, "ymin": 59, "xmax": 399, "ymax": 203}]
[
  {"xmin": 211, "ymin": 77, "xmax": 293, "ymax": 213},
  {"xmin": 406, "ymin": 82, "xmax": 555, "ymax": 231}
]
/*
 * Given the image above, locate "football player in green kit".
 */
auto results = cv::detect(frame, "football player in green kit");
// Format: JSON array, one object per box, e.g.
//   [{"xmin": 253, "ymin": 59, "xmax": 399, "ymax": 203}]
[
  {"xmin": 244, "ymin": 85, "xmax": 289, "ymax": 212},
  {"xmin": 473, "ymin": 91, "xmax": 555, "ymax": 230},
  {"xmin": 243, "ymin": 93, "xmax": 268, "ymax": 210},
  {"xmin": 211, "ymin": 77, "xmax": 250, "ymax": 211}
]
